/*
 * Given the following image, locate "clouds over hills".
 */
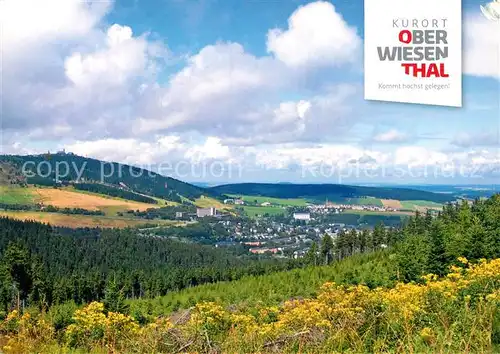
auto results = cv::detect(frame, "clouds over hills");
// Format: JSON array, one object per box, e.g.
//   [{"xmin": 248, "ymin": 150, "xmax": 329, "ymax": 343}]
[{"xmin": 1, "ymin": 0, "xmax": 499, "ymax": 182}]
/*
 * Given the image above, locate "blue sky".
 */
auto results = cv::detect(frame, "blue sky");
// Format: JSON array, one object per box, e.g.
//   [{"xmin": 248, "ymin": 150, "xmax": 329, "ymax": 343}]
[{"xmin": 1, "ymin": 0, "xmax": 499, "ymax": 184}]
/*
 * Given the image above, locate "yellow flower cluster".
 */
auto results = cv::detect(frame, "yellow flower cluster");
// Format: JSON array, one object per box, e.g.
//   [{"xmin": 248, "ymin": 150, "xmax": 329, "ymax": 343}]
[
  {"xmin": 1, "ymin": 308, "xmax": 54, "ymax": 353},
  {"xmin": 65, "ymin": 301, "xmax": 139, "ymax": 350},
  {"xmin": 180, "ymin": 257, "xmax": 500, "ymax": 352}
]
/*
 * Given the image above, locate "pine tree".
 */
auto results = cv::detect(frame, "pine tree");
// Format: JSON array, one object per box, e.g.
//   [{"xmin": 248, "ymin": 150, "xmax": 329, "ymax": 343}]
[
  {"xmin": 359, "ymin": 229, "xmax": 368, "ymax": 253},
  {"xmin": 427, "ymin": 220, "xmax": 447, "ymax": 276},
  {"xmin": 103, "ymin": 278, "xmax": 129, "ymax": 314},
  {"xmin": 335, "ymin": 230, "xmax": 347, "ymax": 260},
  {"xmin": 2, "ymin": 242, "xmax": 32, "ymax": 310},
  {"xmin": 304, "ymin": 242, "xmax": 319, "ymax": 266},
  {"xmin": 347, "ymin": 229, "xmax": 358, "ymax": 256},
  {"xmin": 372, "ymin": 222, "xmax": 386, "ymax": 249},
  {"xmin": 320, "ymin": 234, "xmax": 334, "ymax": 265}
]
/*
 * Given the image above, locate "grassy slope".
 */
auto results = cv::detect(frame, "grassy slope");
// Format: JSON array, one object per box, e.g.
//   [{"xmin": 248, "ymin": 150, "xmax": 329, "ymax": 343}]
[
  {"xmin": 0, "ymin": 211, "xmax": 184, "ymax": 228},
  {"xmin": 229, "ymin": 194, "xmax": 309, "ymax": 207},
  {"xmin": 1, "ymin": 185, "xmax": 159, "ymax": 213},
  {"xmin": 0, "ymin": 185, "xmax": 175, "ymax": 227},
  {"xmin": 0, "ymin": 186, "xmax": 38, "ymax": 204},
  {"xmin": 242, "ymin": 205, "xmax": 287, "ymax": 217},
  {"xmin": 194, "ymin": 196, "xmax": 232, "ymax": 210},
  {"xmin": 343, "ymin": 209, "xmax": 413, "ymax": 216},
  {"xmin": 128, "ymin": 251, "xmax": 395, "ymax": 316},
  {"xmin": 400, "ymin": 200, "xmax": 443, "ymax": 211}
]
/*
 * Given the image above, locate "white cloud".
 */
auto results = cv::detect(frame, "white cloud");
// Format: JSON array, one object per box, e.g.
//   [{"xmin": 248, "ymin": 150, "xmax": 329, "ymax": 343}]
[
  {"xmin": 373, "ymin": 129, "xmax": 409, "ymax": 143},
  {"xmin": 451, "ymin": 132, "xmax": 499, "ymax": 148},
  {"xmin": 64, "ymin": 24, "xmax": 155, "ymax": 87},
  {"xmin": 464, "ymin": 15, "xmax": 500, "ymax": 79},
  {"xmin": 133, "ymin": 42, "xmax": 285, "ymax": 135},
  {"xmin": 184, "ymin": 137, "xmax": 231, "ymax": 163},
  {"xmin": 2, "ymin": 0, "xmax": 167, "ymax": 139},
  {"xmin": 253, "ymin": 144, "xmax": 385, "ymax": 170},
  {"xmin": 266, "ymin": 1, "xmax": 360, "ymax": 68},
  {"xmin": 66, "ymin": 138, "xmax": 164, "ymax": 165},
  {"xmin": 2, "ymin": 0, "xmax": 499, "ymax": 185},
  {"xmin": 394, "ymin": 146, "xmax": 449, "ymax": 168},
  {"xmin": 1, "ymin": 0, "xmax": 111, "ymax": 54}
]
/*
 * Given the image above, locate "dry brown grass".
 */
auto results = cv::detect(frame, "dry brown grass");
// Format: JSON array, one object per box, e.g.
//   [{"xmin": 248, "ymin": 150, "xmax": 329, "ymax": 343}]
[
  {"xmin": 0, "ymin": 211, "xmax": 180, "ymax": 228},
  {"xmin": 195, "ymin": 196, "xmax": 233, "ymax": 210},
  {"xmin": 380, "ymin": 199, "xmax": 403, "ymax": 209},
  {"xmin": 33, "ymin": 188, "xmax": 156, "ymax": 212}
]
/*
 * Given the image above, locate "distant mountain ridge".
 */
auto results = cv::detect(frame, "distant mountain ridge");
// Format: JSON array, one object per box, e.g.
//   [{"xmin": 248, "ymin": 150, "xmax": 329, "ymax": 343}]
[
  {"xmin": 1, "ymin": 154, "xmax": 458, "ymax": 204},
  {"xmin": 210, "ymin": 182, "xmax": 456, "ymax": 203},
  {"xmin": 0, "ymin": 153, "xmax": 219, "ymax": 202}
]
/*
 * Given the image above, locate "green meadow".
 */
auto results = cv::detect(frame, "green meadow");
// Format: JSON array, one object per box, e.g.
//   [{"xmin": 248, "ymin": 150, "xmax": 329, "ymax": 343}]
[
  {"xmin": 0, "ymin": 186, "xmax": 37, "ymax": 205},
  {"xmin": 400, "ymin": 200, "xmax": 443, "ymax": 210},
  {"xmin": 229, "ymin": 194, "xmax": 309, "ymax": 206},
  {"xmin": 242, "ymin": 205, "xmax": 287, "ymax": 217}
]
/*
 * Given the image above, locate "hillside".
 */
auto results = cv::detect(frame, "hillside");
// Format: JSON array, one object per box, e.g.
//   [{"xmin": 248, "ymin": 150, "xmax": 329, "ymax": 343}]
[
  {"xmin": 0, "ymin": 217, "xmax": 291, "ymax": 308},
  {"xmin": 0, "ymin": 195, "xmax": 499, "ymax": 353},
  {"xmin": 0, "ymin": 153, "xmax": 219, "ymax": 203},
  {"xmin": 211, "ymin": 182, "xmax": 456, "ymax": 203}
]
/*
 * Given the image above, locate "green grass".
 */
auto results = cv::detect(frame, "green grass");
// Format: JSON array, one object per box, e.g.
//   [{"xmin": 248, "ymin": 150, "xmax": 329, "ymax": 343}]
[
  {"xmin": 348, "ymin": 197, "xmax": 383, "ymax": 206},
  {"xmin": 0, "ymin": 186, "xmax": 37, "ymax": 205},
  {"xmin": 401, "ymin": 200, "xmax": 443, "ymax": 210},
  {"xmin": 343, "ymin": 210, "xmax": 413, "ymax": 216},
  {"xmin": 228, "ymin": 194, "xmax": 308, "ymax": 207},
  {"xmin": 127, "ymin": 251, "xmax": 395, "ymax": 317},
  {"xmin": 242, "ymin": 205, "xmax": 287, "ymax": 217},
  {"xmin": 0, "ymin": 210, "xmax": 185, "ymax": 228},
  {"xmin": 308, "ymin": 196, "xmax": 383, "ymax": 207}
]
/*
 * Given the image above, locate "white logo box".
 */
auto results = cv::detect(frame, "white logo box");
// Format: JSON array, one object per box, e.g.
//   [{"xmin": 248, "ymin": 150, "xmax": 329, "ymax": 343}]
[{"xmin": 364, "ymin": 0, "xmax": 462, "ymax": 107}]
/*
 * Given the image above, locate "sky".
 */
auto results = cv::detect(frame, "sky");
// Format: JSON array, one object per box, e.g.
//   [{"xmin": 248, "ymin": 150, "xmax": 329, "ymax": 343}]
[{"xmin": 1, "ymin": 0, "xmax": 499, "ymax": 185}]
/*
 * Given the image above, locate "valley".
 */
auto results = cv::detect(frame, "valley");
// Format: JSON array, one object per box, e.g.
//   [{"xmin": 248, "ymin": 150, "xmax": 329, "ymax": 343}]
[{"xmin": 1, "ymin": 153, "xmax": 499, "ymax": 353}]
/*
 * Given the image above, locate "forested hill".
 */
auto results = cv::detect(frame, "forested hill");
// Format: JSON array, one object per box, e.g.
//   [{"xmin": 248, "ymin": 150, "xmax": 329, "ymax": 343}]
[
  {"xmin": 211, "ymin": 182, "xmax": 456, "ymax": 203},
  {"xmin": 0, "ymin": 153, "xmax": 219, "ymax": 202},
  {"xmin": 0, "ymin": 218, "xmax": 292, "ymax": 308}
]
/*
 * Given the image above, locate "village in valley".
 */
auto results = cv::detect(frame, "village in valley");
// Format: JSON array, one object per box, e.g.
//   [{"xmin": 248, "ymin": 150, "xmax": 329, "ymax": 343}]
[{"xmin": 165, "ymin": 195, "xmax": 435, "ymax": 259}]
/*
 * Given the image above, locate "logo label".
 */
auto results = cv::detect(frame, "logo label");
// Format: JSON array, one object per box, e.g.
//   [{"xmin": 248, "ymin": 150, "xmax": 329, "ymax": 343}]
[{"xmin": 364, "ymin": 0, "xmax": 462, "ymax": 107}]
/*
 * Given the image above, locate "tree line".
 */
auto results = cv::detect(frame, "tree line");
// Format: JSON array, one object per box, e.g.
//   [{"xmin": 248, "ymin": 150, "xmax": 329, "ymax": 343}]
[
  {"xmin": 0, "ymin": 203, "xmax": 104, "ymax": 216},
  {"xmin": 0, "ymin": 218, "xmax": 297, "ymax": 313},
  {"xmin": 74, "ymin": 183, "xmax": 158, "ymax": 204}
]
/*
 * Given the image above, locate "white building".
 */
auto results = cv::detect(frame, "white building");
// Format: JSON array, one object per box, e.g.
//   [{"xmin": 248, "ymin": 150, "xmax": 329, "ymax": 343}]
[
  {"xmin": 197, "ymin": 207, "xmax": 217, "ymax": 217},
  {"xmin": 293, "ymin": 212, "xmax": 311, "ymax": 221}
]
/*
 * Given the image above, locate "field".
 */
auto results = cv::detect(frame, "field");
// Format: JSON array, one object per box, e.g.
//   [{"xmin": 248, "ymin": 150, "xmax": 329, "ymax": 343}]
[
  {"xmin": 0, "ymin": 186, "xmax": 170, "ymax": 227},
  {"xmin": 400, "ymin": 200, "xmax": 443, "ymax": 211},
  {"xmin": 325, "ymin": 210, "xmax": 410, "ymax": 227},
  {"xmin": 344, "ymin": 197, "xmax": 383, "ymax": 206},
  {"xmin": 0, "ymin": 186, "xmax": 159, "ymax": 215},
  {"xmin": 0, "ymin": 186, "xmax": 38, "ymax": 204},
  {"xmin": 33, "ymin": 187, "xmax": 156, "ymax": 212},
  {"xmin": 344, "ymin": 209, "xmax": 414, "ymax": 216},
  {"xmin": 0, "ymin": 211, "xmax": 183, "ymax": 228},
  {"xmin": 242, "ymin": 205, "xmax": 287, "ymax": 217},
  {"xmin": 194, "ymin": 196, "xmax": 232, "ymax": 210},
  {"xmin": 380, "ymin": 199, "xmax": 403, "ymax": 209},
  {"xmin": 228, "ymin": 194, "xmax": 309, "ymax": 207}
]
